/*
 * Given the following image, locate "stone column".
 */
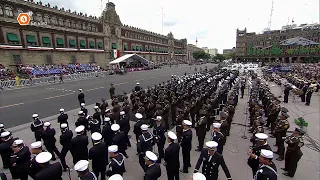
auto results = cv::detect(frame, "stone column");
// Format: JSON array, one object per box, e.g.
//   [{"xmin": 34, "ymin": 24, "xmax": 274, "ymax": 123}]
[{"xmin": 289, "ymin": 57, "xmax": 292, "ymax": 64}]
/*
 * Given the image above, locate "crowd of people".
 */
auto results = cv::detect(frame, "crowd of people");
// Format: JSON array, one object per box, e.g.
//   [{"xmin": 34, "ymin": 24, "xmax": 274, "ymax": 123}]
[
  {"xmin": 0, "ymin": 64, "xmax": 15, "ymax": 80},
  {"xmin": 0, "ymin": 65, "xmax": 309, "ymax": 180}
]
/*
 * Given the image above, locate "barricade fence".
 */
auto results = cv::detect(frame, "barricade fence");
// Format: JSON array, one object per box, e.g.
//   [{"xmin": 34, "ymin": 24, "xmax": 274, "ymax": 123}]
[{"xmin": 0, "ymin": 71, "xmax": 109, "ymax": 89}]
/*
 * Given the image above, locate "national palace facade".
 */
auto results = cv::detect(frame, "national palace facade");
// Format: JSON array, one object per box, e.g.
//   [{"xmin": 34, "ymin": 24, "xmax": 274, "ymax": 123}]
[
  {"xmin": 0, "ymin": 0, "xmax": 187, "ymax": 68},
  {"xmin": 235, "ymin": 24, "xmax": 320, "ymax": 63}
]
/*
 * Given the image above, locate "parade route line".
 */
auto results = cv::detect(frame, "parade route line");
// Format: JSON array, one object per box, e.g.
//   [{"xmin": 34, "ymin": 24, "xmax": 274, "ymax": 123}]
[
  {"xmin": 45, "ymin": 93, "xmax": 74, "ymax": 100},
  {"xmin": 0, "ymin": 102, "xmax": 25, "ymax": 109},
  {"xmin": 85, "ymin": 87, "xmax": 105, "ymax": 92}
]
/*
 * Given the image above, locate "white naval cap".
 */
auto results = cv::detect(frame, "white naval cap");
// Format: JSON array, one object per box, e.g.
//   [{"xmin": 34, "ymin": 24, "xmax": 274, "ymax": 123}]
[
  {"xmin": 80, "ymin": 103, "xmax": 85, "ymax": 106},
  {"xmin": 213, "ymin": 123, "xmax": 221, "ymax": 128},
  {"xmin": 108, "ymin": 174, "xmax": 123, "ymax": 180},
  {"xmin": 120, "ymin": 111, "xmax": 125, "ymax": 115},
  {"xmin": 183, "ymin": 120, "xmax": 192, "ymax": 126},
  {"xmin": 94, "ymin": 106, "xmax": 99, "ymax": 109},
  {"xmin": 167, "ymin": 131, "xmax": 177, "ymax": 140},
  {"xmin": 111, "ymin": 124, "xmax": 120, "ymax": 131},
  {"xmin": 108, "ymin": 145, "xmax": 118, "ymax": 153},
  {"xmin": 91, "ymin": 132, "xmax": 102, "ymax": 141},
  {"xmin": 255, "ymin": 133, "xmax": 268, "ymax": 140},
  {"xmin": 60, "ymin": 123, "xmax": 68, "ymax": 128},
  {"xmin": 104, "ymin": 117, "xmax": 110, "ymax": 122},
  {"xmin": 31, "ymin": 141, "xmax": 42, "ymax": 149},
  {"xmin": 36, "ymin": 152, "xmax": 52, "ymax": 164},
  {"xmin": 78, "ymin": 111, "xmax": 83, "ymax": 115},
  {"xmin": 0, "ymin": 124, "xmax": 4, "ymax": 128},
  {"xmin": 156, "ymin": 116, "xmax": 162, "ymax": 120},
  {"xmin": 44, "ymin": 122, "xmax": 51, "ymax": 127},
  {"xmin": 59, "ymin": 108, "xmax": 64, "ymax": 112},
  {"xmin": 145, "ymin": 151, "xmax": 158, "ymax": 162},
  {"xmin": 193, "ymin": 172, "xmax": 206, "ymax": 180},
  {"xmin": 74, "ymin": 160, "xmax": 89, "ymax": 172},
  {"xmin": 206, "ymin": 141, "xmax": 218, "ymax": 150},
  {"xmin": 79, "ymin": 89, "xmax": 82, "ymax": 91},
  {"xmin": 260, "ymin": 149, "xmax": 273, "ymax": 159},
  {"xmin": 140, "ymin": 124, "xmax": 149, "ymax": 131},
  {"xmin": 0, "ymin": 131, "xmax": 10, "ymax": 138},
  {"xmin": 136, "ymin": 82, "xmax": 140, "ymax": 85},
  {"xmin": 135, "ymin": 113, "xmax": 143, "ymax": 119},
  {"xmin": 105, "ymin": 109, "xmax": 111, "ymax": 113},
  {"xmin": 12, "ymin": 139, "xmax": 24, "ymax": 147},
  {"xmin": 32, "ymin": 114, "xmax": 39, "ymax": 118},
  {"xmin": 75, "ymin": 125, "xmax": 85, "ymax": 133}
]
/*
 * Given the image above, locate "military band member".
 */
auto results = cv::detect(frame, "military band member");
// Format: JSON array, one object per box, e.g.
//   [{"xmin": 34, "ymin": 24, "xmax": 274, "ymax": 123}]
[
  {"xmin": 59, "ymin": 123, "xmax": 73, "ymax": 171},
  {"xmin": 42, "ymin": 122, "xmax": 61, "ymax": 160},
  {"xmin": 71, "ymin": 125, "xmax": 89, "ymax": 165},
  {"xmin": 273, "ymin": 112, "xmax": 290, "ymax": 161},
  {"xmin": 305, "ymin": 85, "xmax": 313, "ymax": 106},
  {"xmin": 80, "ymin": 103, "xmax": 88, "ymax": 117},
  {"xmin": 88, "ymin": 115, "xmax": 101, "ymax": 135},
  {"xmin": 195, "ymin": 115, "xmax": 207, "ymax": 152},
  {"xmin": 219, "ymin": 112, "xmax": 229, "ymax": 138},
  {"xmin": 247, "ymin": 133, "xmax": 271, "ymax": 178},
  {"xmin": 144, "ymin": 151, "xmax": 161, "ymax": 180},
  {"xmin": 35, "ymin": 152, "xmax": 63, "ymax": 180},
  {"xmin": 153, "ymin": 116, "xmax": 166, "ymax": 162},
  {"xmin": 111, "ymin": 124, "xmax": 128, "ymax": 158},
  {"xmin": 89, "ymin": 132, "xmax": 108, "ymax": 180},
  {"xmin": 194, "ymin": 141, "xmax": 232, "ymax": 180},
  {"xmin": 57, "ymin": 108, "xmax": 68, "ymax": 126},
  {"xmin": 74, "ymin": 160, "xmax": 97, "ymax": 180},
  {"xmin": 254, "ymin": 149, "xmax": 278, "ymax": 180},
  {"xmin": 92, "ymin": 106, "xmax": 102, "ymax": 125},
  {"xmin": 102, "ymin": 117, "xmax": 113, "ymax": 147},
  {"xmin": 137, "ymin": 124, "xmax": 154, "ymax": 171},
  {"xmin": 30, "ymin": 113, "xmax": 44, "ymax": 141},
  {"xmin": 180, "ymin": 120, "xmax": 193, "ymax": 173},
  {"xmin": 211, "ymin": 123, "xmax": 226, "ymax": 154},
  {"xmin": 107, "ymin": 145, "xmax": 126, "ymax": 177},
  {"xmin": 75, "ymin": 111, "xmax": 88, "ymax": 131},
  {"xmin": 164, "ymin": 131, "xmax": 180, "ymax": 180},
  {"xmin": 29, "ymin": 141, "xmax": 44, "ymax": 179},
  {"xmin": 119, "ymin": 111, "xmax": 131, "ymax": 147},
  {"xmin": 10, "ymin": 139, "xmax": 31, "ymax": 180},
  {"xmin": 283, "ymin": 128, "xmax": 305, "ymax": 177}
]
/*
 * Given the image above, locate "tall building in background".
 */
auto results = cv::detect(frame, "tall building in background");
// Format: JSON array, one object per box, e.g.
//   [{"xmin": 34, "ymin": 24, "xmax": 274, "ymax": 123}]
[
  {"xmin": 187, "ymin": 44, "xmax": 203, "ymax": 61},
  {"xmin": 235, "ymin": 23, "xmax": 320, "ymax": 63},
  {"xmin": 202, "ymin": 47, "xmax": 218, "ymax": 56},
  {"xmin": 223, "ymin": 48, "xmax": 235, "ymax": 55}
]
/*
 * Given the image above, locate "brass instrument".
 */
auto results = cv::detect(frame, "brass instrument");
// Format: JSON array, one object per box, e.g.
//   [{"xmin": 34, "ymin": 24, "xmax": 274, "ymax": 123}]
[{"xmin": 195, "ymin": 116, "xmax": 207, "ymax": 128}]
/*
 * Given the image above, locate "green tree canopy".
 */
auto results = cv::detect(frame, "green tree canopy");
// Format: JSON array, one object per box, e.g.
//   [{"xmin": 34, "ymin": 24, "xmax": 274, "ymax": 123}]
[
  {"xmin": 213, "ymin": 53, "xmax": 227, "ymax": 61},
  {"xmin": 192, "ymin": 50, "xmax": 211, "ymax": 60}
]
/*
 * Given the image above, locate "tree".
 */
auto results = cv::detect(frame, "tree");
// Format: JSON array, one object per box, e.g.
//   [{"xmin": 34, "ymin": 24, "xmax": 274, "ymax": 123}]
[
  {"xmin": 192, "ymin": 50, "xmax": 210, "ymax": 60},
  {"xmin": 213, "ymin": 53, "xmax": 226, "ymax": 61}
]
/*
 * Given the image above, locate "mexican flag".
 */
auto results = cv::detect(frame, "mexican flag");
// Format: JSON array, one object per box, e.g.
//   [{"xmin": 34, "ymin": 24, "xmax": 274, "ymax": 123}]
[{"xmin": 113, "ymin": 50, "xmax": 120, "ymax": 59}]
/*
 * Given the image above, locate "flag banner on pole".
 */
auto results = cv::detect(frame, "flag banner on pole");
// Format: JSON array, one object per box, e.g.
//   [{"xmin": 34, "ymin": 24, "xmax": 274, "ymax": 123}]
[
  {"xmin": 113, "ymin": 50, "xmax": 118, "ymax": 59},
  {"xmin": 196, "ymin": 38, "xmax": 198, "ymax": 43}
]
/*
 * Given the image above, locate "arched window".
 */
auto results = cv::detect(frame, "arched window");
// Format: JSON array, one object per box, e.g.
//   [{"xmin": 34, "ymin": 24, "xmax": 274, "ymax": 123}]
[
  {"xmin": 76, "ymin": 22, "xmax": 81, "ymax": 29},
  {"xmin": 92, "ymin": 25, "xmax": 96, "ymax": 32},
  {"xmin": 5, "ymin": 6, "xmax": 13, "ymax": 17},
  {"xmin": 65, "ymin": 20, "xmax": 71, "ymax": 27},
  {"xmin": 43, "ymin": 15, "xmax": 50, "ymax": 24},
  {"xmin": 82, "ymin": 23, "xmax": 86, "ymax": 30},
  {"xmin": 51, "ymin": 17, "xmax": 57, "ymax": 25},
  {"xmin": 0, "ymin": 6, "xmax": 3, "ymax": 16},
  {"xmin": 58, "ymin": 18, "xmax": 64, "ymax": 26},
  {"xmin": 87, "ymin": 24, "xmax": 92, "ymax": 31},
  {"xmin": 71, "ymin": 21, "xmax": 76, "ymax": 28}
]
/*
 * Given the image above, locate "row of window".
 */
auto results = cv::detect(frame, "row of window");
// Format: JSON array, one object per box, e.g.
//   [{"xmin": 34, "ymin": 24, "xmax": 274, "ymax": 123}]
[
  {"xmin": 123, "ymin": 43, "xmax": 184, "ymax": 54},
  {"xmin": 124, "ymin": 31, "xmax": 168, "ymax": 44},
  {"xmin": 0, "ymin": 5, "xmax": 98, "ymax": 32},
  {"xmin": 5, "ymin": 32, "xmax": 103, "ymax": 49}
]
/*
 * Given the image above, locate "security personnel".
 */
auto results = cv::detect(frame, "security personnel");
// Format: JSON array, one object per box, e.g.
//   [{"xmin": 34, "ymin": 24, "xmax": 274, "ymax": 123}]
[
  {"xmin": 119, "ymin": 111, "xmax": 131, "ymax": 147},
  {"xmin": 137, "ymin": 124, "xmax": 154, "ymax": 171},
  {"xmin": 59, "ymin": 123, "xmax": 73, "ymax": 171},
  {"xmin": 180, "ymin": 120, "xmax": 192, "ymax": 173},
  {"xmin": 194, "ymin": 141, "xmax": 232, "ymax": 180},
  {"xmin": 111, "ymin": 124, "xmax": 129, "ymax": 158},
  {"xmin": 211, "ymin": 123, "xmax": 226, "ymax": 154},
  {"xmin": 35, "ymin": 152, "xmax": 63, "ymax": 180},
  {"xmin": 29, "ymin": 141, "xmax": 44, "ymax": 179},
  {"xmin": 92, "ymin": 106, "xmax": 102, "ymax": 126},
  {"xmin": 144, "ymin": 151, "xmax": 161, "ymax": 180},
  {"xmin": 70, "ymin": 125, "xmax": 89, "ymax": 165},
  {"xmin": 78, "ymin": 89, "xmax": 85, "ymax": 106},
  {"xmin": 74, "ymin": 160, "xmax": 97, "ymax": 180},
  {"xmin": 57, "ymin": 108, "xmax": 68, "ymax": 126},
  {"xmin": 273, "ymin": 112, "xmax": 290, "ymax": 161},
  {"xmin": 106, "ymin": 145, "xmax": 126, "ymax": 177},
  {"xmin": 0, "ymin": 131, "xmax": 17, "ymax": 169},
  {"xmin": 283, "ymin": 128, "xmax": 305, "ymax": 177},
  {"xmin": 41, "ymin": 122, "xmax": 61, "ymax": 160},
  {"xmin": 164, "ymin": 131, "xmax": 180, "ymax": 180},
  {"xmin": 10, "ymin": 139, "xmax": 31, "ymax": 180},
  {"xmin": 89, "ymin": 132, "xmax": 108, "ymax": 180},
  {"xmin": 247, "ymin": 133, "xmax": 272, "ymax": 178},
  {"xmin": 102, "ymin": 117, "xmax": 113, "ymax": 146},
  {"xmin": 153, "ymin": 116, "xmax": 166, "ymax": 162},
  {"xmin": 254, "ymin": 149, "xmax": 278, "ymax": 180},
  {"xmin": 30, "ymin": 113, "xmax": 44, "ymax": 141},
  {"xmin": 81, "ymin": 103, "xmax": 89, "ymax": 117}
]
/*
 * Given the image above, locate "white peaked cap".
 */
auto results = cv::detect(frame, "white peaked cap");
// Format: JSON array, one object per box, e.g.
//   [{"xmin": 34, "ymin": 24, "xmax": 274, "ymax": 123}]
[
  {"xmin": 74, "ymin": 160, "xmax": 89, "ymax": 171},
  {"xmin": 80, "ymin": 103, "xmax": 85, "ymax": 106},
  {"xmin": 111, "ymin": 124, "xmax": 120, "ymax": 131},
  {"xmin": 104, "ymin": 117, "xmax": 110, "ymax": 122},
  {"xmin": 32, "ymin": 114, "xmax": 39, "ymax": 118},
  {"xmin": 261, "ymin": 149, "xmax": 273, "ymax": 159},
  {"xmin": 13, "ymin": 139, "xmax": 24, "ymax": 146},
  {"xmin": 91, "ymin": 132, "xmax": 102, "ymax": 141},
  {"xmin": 75, "ymin": 125, "xmax": 85, "ymax": 133},
  {"xmin": 79, "ymin": 89, "xmax": 82, "ymax": 91},
  {"xmin": 60, "ymin": 123, "xmax": 68, "ymax": 128},
  {"xmin": 108, "ymin": 174, "xmax": 123, "ymax": 180},
  {"xmin": 120, "ymin": 111, "xmax": 125, "ymax": 115},
  {"xmin": 213, "ymin": 123, "xmax": 221, "ymax": 128},
  {"xmin": 36, "ymin": 152, "xmax": 52, "ymax": 164},
  {"xmin": 31, "ymin": 141, "xmax": 42, "ymax": 149},
  {"xmin": 78, "ymin": 111, "xmax": 83, "ymax": 115},
  {"xmin": 0, "ymin": 131, "xmax": 10, "ymax": 137},
  {"xmin": 206, "ymin": 141, "xmax": 218, "ymax": 149},
  {"xmin": 136, "ymin": 82, "xmax": 140, "ymax": 85},
  {"xmin": 106, "ymin": 109, "xmax": 111, "ymax": 112},
  {"xmin": 59, "ymin": 108, "xmax": 64, "ymax": 112},
  {"xmin": 108, "ymin": 145, "xmax": 118, "ymax": 153},
  {"xmin": 145, "ymin": 151, "xmax": 158, "ymax": 161},
  {"xmin": 156, "ymin": 116, "xmax": 162, "ymax": 120},
  {"xmin": 94, "ymin": 106, "xmax": 99, "ymax": 109},
  {"xmin": 168, "ymin": 131, "xmax": 177, "ymax": 140},
  {"xmin": 193, "ymin": 172, "xmax": 206, "ymax": 180},
  {"xmin": 44, "ymin": 122, "xmax": 51, "ymax": 127},
  {"xmin": 0, "ymin": 124, "xmax": 4, "ymax": 128},
  {"xmin": 140, "ymin": 124, "xmax": 149, "ymax": 131},
  {"xmin": 135, "ymin": 113, "xmax": 143, "ymax": 119},
  {"xmin": 183, "ymin": 120, "xmax": 192, "ymax": 126},
  {"xmin": 255, "ymin": 133, "xmax": 268, "ymax": 140}
]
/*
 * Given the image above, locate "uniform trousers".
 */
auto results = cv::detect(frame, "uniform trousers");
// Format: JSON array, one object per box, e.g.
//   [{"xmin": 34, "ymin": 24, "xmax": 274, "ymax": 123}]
[
  {"xmin": 166, "ymin": 169, "xmax": 179, "ymax": 180},
  {"xmin": 182, "ymin": 148, "xmax": 191, "ymax": 171},
  {"xmin": 139, "ymin": 154, "xmax": 146, "ymax": 172},
  {"xmin": 285, "ymin": 152, "xmax": 301, "ymax": 177},
  {"xmin": 93, "ymin": 167, "xmax": 106, "ymax": 180},
  {"xmin": 60, "ymin": 146, "xmax": 70, "ymax": 170},
  {"xmin": 45, "ymin": 144, "xmax": 61, "ymax": 159},
  {"xmin": 157, "ymin": 142, "xmax": 165, "ymax": 160}
]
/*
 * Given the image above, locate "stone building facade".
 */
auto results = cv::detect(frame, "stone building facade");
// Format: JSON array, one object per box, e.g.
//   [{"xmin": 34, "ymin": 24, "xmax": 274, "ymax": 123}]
[
  {"xmin": 235, "ymin": 24, "xmax": 320, "ymax": 63},
  {"xmin": 0, "ymin": 0, "xmax": 187, "ymax": 69}
]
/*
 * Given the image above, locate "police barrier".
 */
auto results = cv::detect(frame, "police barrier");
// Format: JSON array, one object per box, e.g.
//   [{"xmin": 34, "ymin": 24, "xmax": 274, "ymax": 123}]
[{"xmin": 0, "ymin": 71, "xmax": 109, "ymax": 89}]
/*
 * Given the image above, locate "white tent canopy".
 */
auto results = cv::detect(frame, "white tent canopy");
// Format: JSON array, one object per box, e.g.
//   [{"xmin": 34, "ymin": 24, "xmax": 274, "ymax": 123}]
[{"xmin": 109, "ymin": 54, "xmax": 153, "ymax": 66}]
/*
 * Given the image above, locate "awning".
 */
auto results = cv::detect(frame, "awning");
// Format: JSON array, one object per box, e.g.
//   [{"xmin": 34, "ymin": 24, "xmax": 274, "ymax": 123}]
[
  {"xmin": 80, "ymin": 40, "xmax": 86, "ymax": 47},
  {"xmin": 280, "ymin": 37, "xmax": 319, "ymax": 46},
  {"xmin": 97, "ymin": 42, "xmax": 103, "ymax": 49},
  {"xmin": 109, "ymin": 53, "xmax": 154, "ymax": 65},
  {"xmin": 89, "ymin": 41, "xmax": 95, "ymax": 48},
  {"xmin": 69, "ymin": 39, "xmax": 76, "ymax": 46},
  {"xmin": 7, "ymin": 33, "xmax": 20, "ymax": 42},
  {"xmin": 112, "ymin": 43, "xmax": 117, "ymax": 49},
  {"xmin": 56, "ymin": 38, "xmax": 64, "ymax": 45},
  {"xmin": 42, "ymin": 37, "xmax": 51, "ymax": 44},
  {"xmin": 26, "ymin": 35, "xmax": 36, "ymax": 43}
]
